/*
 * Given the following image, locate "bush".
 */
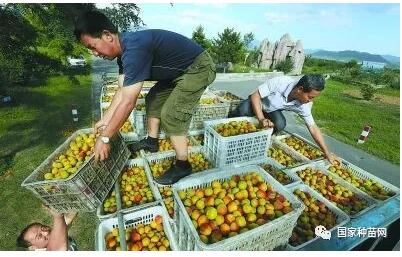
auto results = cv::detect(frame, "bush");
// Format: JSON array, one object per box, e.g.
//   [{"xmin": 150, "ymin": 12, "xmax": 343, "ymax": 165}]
[
  {"xmin": 360, "ymin": 84, "xmax": 376, "ymax": 100},
  {"xmin": 275, "ymin": 57, "xmax": 294, "ymax": 74},
  {"xmin": 390, "ymin": 76, "xmax": 400, "ymax": 89}
]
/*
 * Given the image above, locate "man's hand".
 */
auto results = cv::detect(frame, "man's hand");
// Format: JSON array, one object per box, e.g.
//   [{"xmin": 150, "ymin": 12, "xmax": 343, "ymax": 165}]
[
  {"xmin": 94, "ymin": 138, "xmax": 111, "ymax": 162},
  {"xmin": 324, "ymin": 152, "xmax": 339, "ymax": 165},
  {"xmin": 259, "ymin": 118, "xmax": 274, "ymax": 129},
  {"xmin": 42, "ymin": 204, "xmax": 63, "ymax": 218},
  {"xmin": 94, "ymin": 119, "xmax": 108, "ymax": 134}
]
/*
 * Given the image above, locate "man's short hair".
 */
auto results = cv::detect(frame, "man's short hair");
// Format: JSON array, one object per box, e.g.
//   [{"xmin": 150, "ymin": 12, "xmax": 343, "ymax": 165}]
[
  {"xmin": 74, "ymin": 10, "xmax": 118, "ymax": 40},
  {"xmin": 16, "ymin": 222, "xmax": 42, "ymax": 249},
  {"xmin": 296, "ymin": 74, "xmax": 325, "ymax": 92}
]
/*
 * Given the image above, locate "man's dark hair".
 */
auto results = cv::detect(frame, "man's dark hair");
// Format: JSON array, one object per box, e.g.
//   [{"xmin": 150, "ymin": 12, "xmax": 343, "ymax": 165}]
[
  {"xmin": 74, "ymin": 10, "xmax": 118, "ymax": 40},
  {"xmin": 16, "ymin": 222, "xmax": 43, "ymax": 249},
  {"xmin": 296, "ymin": 74, "xmax": 325, "ymax": 92}
]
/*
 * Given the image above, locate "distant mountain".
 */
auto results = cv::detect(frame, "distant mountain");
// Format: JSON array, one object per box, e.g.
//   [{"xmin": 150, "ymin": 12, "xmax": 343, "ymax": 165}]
[
  {"xmin": 304, "ymin": 49, "xmax": 323, "ymax": 54},
  {"xmin": 310, "ymin": 50, "xmax": 390, "ymax": 63},
  {"xmin": 382, "ymin": 54, "xmax": 400, "ymax": 64}
]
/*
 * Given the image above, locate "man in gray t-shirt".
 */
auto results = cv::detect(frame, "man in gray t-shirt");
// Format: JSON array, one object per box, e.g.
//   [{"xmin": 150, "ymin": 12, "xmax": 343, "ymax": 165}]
[{"xmin": 231, "ymin": 74, "xmax": 335, "ymax": 163}]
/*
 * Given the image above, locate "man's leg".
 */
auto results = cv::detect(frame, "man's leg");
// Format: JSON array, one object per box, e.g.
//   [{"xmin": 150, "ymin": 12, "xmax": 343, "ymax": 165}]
[
  {"xmin": 264, "ymin": 110, "xmax": 286, "ymax": 134},
  {"xmin": 155, "ymin": 51, "xmax": 216, "ymax": 185},
  {"xmin": 128, "ymin": 81, "xmax": 173, "ymax": 152},
  {"xmin": 170, "ymin": 135, "xmax": 188, "ymax": 161}
]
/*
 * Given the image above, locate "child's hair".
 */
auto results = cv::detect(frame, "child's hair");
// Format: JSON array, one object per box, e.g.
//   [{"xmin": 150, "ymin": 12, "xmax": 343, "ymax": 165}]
[{"xmin": 16, "ymin": 222, "xmax": 43, "ymax": 249}]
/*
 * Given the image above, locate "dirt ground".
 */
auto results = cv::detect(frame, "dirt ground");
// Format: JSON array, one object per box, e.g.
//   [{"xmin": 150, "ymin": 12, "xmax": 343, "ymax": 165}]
[{"xmin": 343, "ymin": 89, "xmax": 400, "ymax": 105}]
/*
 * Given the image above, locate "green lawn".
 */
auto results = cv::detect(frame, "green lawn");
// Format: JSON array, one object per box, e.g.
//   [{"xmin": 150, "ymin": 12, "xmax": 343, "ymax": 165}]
[
  {"xmin": 0, "ymin": 74, "xmax": 97, "ymax": 250},
  {"xmin": 313, "ymin": 79, "xmax": 400, "ymax": 164}
]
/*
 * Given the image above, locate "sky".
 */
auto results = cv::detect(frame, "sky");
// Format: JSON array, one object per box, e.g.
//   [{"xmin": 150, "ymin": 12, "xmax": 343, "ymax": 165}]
[{"xmin": 133, "ymin": 3, "xmax": 400, "ymax": 57}]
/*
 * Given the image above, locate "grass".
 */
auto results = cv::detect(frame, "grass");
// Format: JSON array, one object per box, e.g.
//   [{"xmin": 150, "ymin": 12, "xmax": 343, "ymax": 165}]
[
  {"xmin": 0, "ymin": 72, "xmax": 97, "ymax": 250},
  {"xmin": 313, "ymin": 79, "xmax": 400, "ymax": 164}
]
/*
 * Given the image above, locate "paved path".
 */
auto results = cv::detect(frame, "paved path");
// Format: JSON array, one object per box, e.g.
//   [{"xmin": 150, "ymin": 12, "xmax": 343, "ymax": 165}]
[{"xmin": 91, "ymin": 58, "xmax": 400, "ymax": 187}]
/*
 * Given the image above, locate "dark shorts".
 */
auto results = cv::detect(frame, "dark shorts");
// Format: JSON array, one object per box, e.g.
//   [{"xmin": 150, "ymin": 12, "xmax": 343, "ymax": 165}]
[{"xmin": 145, "ymin": 51, "xmax": 216, "ymax": 136}]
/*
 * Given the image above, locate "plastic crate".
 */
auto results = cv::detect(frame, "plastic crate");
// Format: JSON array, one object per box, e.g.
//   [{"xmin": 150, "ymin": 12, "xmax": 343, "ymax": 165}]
[
  {"xmin": 204, "ymin": 117, "xmax": 273, "ymax": 167},
  {"xmin": 144, "ymin": 147, "xmax": 216, "ymax": 225},
  {"xmin": 96, "ymin": 158, "xmax": 162, "ymax": 220},
  {"xmin": 96, "ymin": 205, "xmax": 179, "ymax": 251},
  {"xmin": 211, "ymin": 90, "xmax": 243, "ymax": 113},
  {"xmin": 267, "ymin": 141, "xmax": 309, "ymax": 169},
  {"xmin": 275, "ymin": 134, "xmax": 324, "ymax": 162},
  {"xmin": 100, "ymin": 108, "xmax": 139, "ymax": 142},
  {"xmin": 320, "ymin": 158, "xmax": 399, "ymax": 203},
  {"xmin": 133, "ymin": 109, "xmax": 147, "ymax": 137},
  {"xmin": 286, "ymin": 162, "xmax": 377, "ymax": 218},
  {"xmin": 171, "ymin": 164, "xmax": 304, "ymax": 251},
  {"xmin": 188, "ymin": 130, "xmax": 205, "ymax": 146},
  {"xmin": 189, "ymin": 96, "xmax": 230, "ymax": 130},
  {"xmin": 254, "ymin": 157, "xmax": 302, "ymax": 188},
  {"xmin": 286, "ymin": 184, "xmax": 350, "ymax": 250},
  {"xmin": 21, "ymin": 128, "xmax": 130, "ymax": 213}
]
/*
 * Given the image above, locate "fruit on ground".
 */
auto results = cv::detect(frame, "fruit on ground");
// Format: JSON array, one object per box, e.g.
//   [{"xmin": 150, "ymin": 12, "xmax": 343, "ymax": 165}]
[
  {"xmin": 281, "ymin": 136, "xmax": 323, "ymax": 160},
  {"xmin": 178, "ymin": 172, "xmax": 293, "ymax": 244}
]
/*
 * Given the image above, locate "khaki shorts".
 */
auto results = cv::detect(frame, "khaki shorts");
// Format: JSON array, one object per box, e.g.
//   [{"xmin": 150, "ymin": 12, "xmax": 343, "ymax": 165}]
[{"xmin": 145, "ymin": 51, "xmax": 216, "ymax": 136}]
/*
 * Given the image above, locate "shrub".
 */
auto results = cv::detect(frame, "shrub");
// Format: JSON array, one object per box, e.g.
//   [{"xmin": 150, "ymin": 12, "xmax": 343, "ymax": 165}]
[
  {"xmin": 360, "ymin": 84, "xmax": 376, "ymax": 100},
  {"xmin": 275, "ymin": 57, "xmax": 294, "ymax": 74}
]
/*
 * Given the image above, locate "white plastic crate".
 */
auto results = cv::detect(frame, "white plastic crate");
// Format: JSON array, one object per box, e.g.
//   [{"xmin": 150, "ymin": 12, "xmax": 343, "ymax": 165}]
[
  {"xmin": 204, "ymin": 117, "xmax": 273, "ymax": 167},
  {"xmin": 21, "ymin": 128, "xmax": 130, "ymax": 213},
  {"xmin": 133, "ymin": 104, "xmax": 147, "ymax": 138},
  {"xmin": 171, "ymin": 164, "xmax": 304, "ymax": 251},
  {"xmin": 144, "ymin": 146, "xmax": 216, "ymax": 230},
  {"xmin": 320, "ymin": 158, "xmax": 399, "ymax": 202},
  {"xmin": 275, "ymin": 133, "xmax": 324, "ymax": 162},
  {"xmin": 254, "ymin": 157, "xmax": 302, "ymax": 188},
  {"xmin": 188, "ymin": 129, "xmax": 204, "ymax": 147},
  {"xmin": 96, "ymin": 205, "xmax": 179, "ymax": 251},
  {"xmin": 189, "ymin": 96, "xmax": 230, "ymax": 130},
  {"xmin": 144, "ymin": 146, "xmax": 215, "ymax": 182},
  {"xmin": 96, "ymin": 158, "xmax": 162, "ymax": 220},
  {"xmin": 287, "ymin": 184, "xmax": 350, "ymax": 250},
  {"xmin": 210, "ymin": 90, "xmax": 243, "ymax": 113},
  {"xmin": 286, "ymin": 162, "xmax": 377, "ymax": 218},
  {"xmin": 267, "ymin": 141, "xmax": 309, "ymax": 169},
  {"xmin": 100, "ymin": 108, "xmax": 139, "ymax": 142}
]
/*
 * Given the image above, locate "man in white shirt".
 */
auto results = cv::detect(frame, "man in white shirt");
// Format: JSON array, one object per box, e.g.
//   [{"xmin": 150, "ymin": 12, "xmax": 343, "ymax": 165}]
[{"xmin": 230, "ymin": 74, "xmax": 335, "ymax": 163}]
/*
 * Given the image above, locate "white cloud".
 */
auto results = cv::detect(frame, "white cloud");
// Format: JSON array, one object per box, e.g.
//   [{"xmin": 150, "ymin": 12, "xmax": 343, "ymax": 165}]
[{"xmin": 264, "ymin": 7, "xmax": 353, "ymax": 28}]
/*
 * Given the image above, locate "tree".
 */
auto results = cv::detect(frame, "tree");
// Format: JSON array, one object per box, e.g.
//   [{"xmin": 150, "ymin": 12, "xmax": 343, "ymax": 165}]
[
  {"xmin": 212, "ymin": 27, "xmax": 245, "ymax": 64},
  {"xmin": 192, "ymin": 25, "xmax": 211, "ymax": 51},
  {"xmin": 243, "ymin": 32, "xmax": 254, "ymax": 50},
  {"xmin": 360, "ymin": 84, "xmax": 376, "ymax": 100},
  {"xmin": 275, "ymin": 56, "xmax": 294, "ymax": 74},
  {"xmin": 101, "ymin": 3, "xmax": 144, "ymax": 31}
]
